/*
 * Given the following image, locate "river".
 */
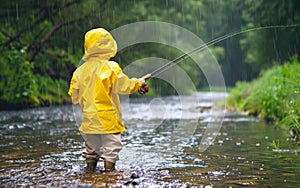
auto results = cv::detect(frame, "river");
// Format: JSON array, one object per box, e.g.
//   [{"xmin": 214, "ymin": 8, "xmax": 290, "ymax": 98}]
[{"xmin": 0, "ymin": 92, "xmax": 299, "ymax": 187}]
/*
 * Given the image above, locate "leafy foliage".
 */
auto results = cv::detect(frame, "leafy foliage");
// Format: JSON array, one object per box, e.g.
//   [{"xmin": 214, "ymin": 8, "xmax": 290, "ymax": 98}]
[
  {"xmin": 226, "ymin": 56, "xmax": 300, "ymax": 139},
  {"xmin": 0, "ymin": 47, "xmax": 70, "ymax": 109},
  {"xmin": 0, "ymin": 48, "xmax": 38, "ymax": 107},
  {"xmin": 0, "ymin": 0, "xmax": 300, "ymax": 107},
  {"xmin": 225, "ymin": 81, "xmax": 249, "ymax": 111},
  {"xmin": 240, "ymin": 0, "xmax": 300, "ymax": 71}
]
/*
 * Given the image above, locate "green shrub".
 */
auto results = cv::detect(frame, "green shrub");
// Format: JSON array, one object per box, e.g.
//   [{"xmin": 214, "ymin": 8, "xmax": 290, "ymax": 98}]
[
  {"xmin": 35, "ymin": 75, "xmax": 70, "ymax": 106},
  {"xmin": 225, "ymin": 81, "xmax": 249, "ymax": 111},
  {"xmin": 0, "ymin": 49, "xmax": 39, "ymax": 108},
  {"xmin": 0, "ymin": 49, "xmax": 70, "ymax": 110},
  {"xmin": 244, "ymin": 65, "xmax": 287, "ymax": 121},
  {"xmin": 226, "ymin": 56, "xmax": 300, "ymax": 139}
]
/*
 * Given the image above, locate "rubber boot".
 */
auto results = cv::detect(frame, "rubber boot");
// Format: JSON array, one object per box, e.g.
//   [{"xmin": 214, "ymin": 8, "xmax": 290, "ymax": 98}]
[
  {"xmin": 104, "ymin": 161, "xmax": 115, "ymax": 172},
  {"xmin": 85, "ymin": 158, "xmax": 98, "ymax": 173}
]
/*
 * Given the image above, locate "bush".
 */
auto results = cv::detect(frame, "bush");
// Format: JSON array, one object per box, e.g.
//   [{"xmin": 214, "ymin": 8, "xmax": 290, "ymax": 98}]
[
  {"xmin": 225, "ymin": 81, "xmax": 249, "ymax": 111},
  {"xmin": 226, "ymin": 56, "xmax": 300, "ymax": 139},
  {"xmin": 0, "ymin": 49, "xmax": 70, "ymax": 110}
]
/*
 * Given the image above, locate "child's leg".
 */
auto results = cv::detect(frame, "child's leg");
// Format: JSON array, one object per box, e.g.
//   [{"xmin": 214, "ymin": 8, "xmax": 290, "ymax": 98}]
[
  {"xmin": 101, "ymin": 133, "xmax": 123, "ymax": 171},
  {"xmin": 82, "ymin": 134, "xmax": 102, "ymax": 172}
]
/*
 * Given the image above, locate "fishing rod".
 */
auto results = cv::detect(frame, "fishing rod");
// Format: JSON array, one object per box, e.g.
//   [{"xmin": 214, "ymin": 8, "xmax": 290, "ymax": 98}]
[{"xmin": 145, "ymin": 24, "xmax": 300, "ymax": 80}]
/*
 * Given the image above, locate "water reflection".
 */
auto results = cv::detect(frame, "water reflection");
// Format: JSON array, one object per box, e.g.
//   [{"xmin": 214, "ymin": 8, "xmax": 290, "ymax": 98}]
[{"xmin": 0, "ymin": 93, "xmax": 299, "ymax": 187}]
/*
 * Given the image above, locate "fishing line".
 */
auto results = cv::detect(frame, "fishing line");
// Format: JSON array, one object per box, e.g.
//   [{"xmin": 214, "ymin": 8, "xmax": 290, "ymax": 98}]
[{"xmin": 147, "ymin": 24, "xmax": 300, "ymax": 79}]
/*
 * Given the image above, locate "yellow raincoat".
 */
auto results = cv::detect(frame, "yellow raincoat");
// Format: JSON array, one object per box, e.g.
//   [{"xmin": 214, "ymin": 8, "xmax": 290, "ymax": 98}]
[{"xmin": 68, "ymin": 28, "xmax": 142, "ymax": 134}]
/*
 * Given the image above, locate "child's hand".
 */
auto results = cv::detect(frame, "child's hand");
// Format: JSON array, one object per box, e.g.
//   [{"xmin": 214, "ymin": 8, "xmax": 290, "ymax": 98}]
[
  {"xmin": 138, "ymin": 74, "xmax": 151, "ymax": 95},
  {"xmin": 138, "ymin": 84, "xmax": 149, "ymax": 95}
]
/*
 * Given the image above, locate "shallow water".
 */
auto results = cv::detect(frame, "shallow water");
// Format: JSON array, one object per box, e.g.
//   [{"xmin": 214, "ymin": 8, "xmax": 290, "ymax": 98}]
[{"xmin": 0, "ymin": 92, "xmax": 299, "ymax": 187}]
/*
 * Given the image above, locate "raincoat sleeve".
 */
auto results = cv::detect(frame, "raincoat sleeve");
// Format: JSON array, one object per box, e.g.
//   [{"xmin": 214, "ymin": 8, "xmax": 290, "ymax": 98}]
[
  {"xmin": 110, "ymin": 62, "xmax": 142, "ymax": 94},
  {"xmin": 68, "ymin": 72, "xmax": 80, "ymax": 104}
]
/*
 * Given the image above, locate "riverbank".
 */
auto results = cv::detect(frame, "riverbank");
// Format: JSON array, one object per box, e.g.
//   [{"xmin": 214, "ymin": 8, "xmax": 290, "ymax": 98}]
[{"xmin": 225, "ymin": 56, "xmax": 300, "ymax": 143}]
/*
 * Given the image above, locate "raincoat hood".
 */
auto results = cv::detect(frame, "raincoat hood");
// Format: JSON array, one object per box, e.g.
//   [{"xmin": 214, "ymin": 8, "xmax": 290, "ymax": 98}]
[{"xmin": 82, "ymin": 28, "xmax": 117, "ymax": 61}]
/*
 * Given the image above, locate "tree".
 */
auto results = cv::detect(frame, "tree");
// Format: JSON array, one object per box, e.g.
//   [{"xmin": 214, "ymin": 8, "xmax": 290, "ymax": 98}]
[
  {"xmin": 0, "ymin": 0, "xmax": 111, "ymax": 108},
  {"xmin": 1, "ymin": 0, "xmax": 299, "ymax": 108},
  {"xmin": 240, "ymin": 0, "xmax": 300, "ymax": 71}
]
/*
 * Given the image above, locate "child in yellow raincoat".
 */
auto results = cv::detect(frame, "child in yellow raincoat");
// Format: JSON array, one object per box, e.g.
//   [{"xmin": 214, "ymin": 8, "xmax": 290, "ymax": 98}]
[{"xmin": 68, "ymin": 28, "xmax": 150, "ymax": 172}]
